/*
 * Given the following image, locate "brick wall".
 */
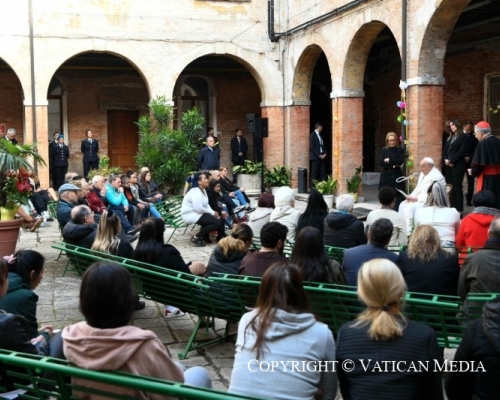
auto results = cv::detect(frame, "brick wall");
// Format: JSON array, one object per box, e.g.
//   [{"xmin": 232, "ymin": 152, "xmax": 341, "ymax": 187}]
[{"xmin": 56, "ymin": 69, "xmax": 149, "ymax": 174}]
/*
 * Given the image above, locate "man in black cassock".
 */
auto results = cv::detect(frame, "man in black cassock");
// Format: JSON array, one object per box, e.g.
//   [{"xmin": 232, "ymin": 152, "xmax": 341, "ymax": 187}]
[{"xmin": 469, "ymin": 121, "xmax": 500, "ymax": 209}]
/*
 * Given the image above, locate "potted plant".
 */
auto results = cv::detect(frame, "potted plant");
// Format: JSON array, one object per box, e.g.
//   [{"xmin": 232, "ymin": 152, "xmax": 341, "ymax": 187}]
[
  {"xmin": 87, "ymin": 155, "xmax": 122, "ymax": 180},
  {"xmin": 313, "ymin": 175, "xmax": 338, "ymax": 209},
  {"xmin": 346, "ymin": 165, "xmax": 363, "ymax": 202},
  {"xmin": 233, "ymin": 160, "xmax": 264, "ymax": 195},
  {"xmin": 0, "ymin": 139, "xmax": 45, "ymax": 256},
  {"xmin": 264, "ymin": 165, "xmax": 291, "ymax": 194}
]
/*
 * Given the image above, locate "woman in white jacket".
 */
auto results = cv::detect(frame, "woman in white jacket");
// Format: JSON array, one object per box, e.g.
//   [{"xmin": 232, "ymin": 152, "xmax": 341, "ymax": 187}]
[{"xmin": 181, "ymin": 172, "xmax": 225, "ymax": 247}]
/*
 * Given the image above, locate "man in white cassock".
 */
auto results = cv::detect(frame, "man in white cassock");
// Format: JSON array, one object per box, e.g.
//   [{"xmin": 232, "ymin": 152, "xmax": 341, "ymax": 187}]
[{"xmin": 398, "ymin": 157, "xmax": 446, "ymax": 233}]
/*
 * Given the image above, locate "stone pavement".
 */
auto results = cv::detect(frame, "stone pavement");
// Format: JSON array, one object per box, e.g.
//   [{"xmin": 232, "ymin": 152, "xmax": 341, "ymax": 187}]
[{"xmin": 13, "ymin": 194, "xmax": 455, "ymax": 395}]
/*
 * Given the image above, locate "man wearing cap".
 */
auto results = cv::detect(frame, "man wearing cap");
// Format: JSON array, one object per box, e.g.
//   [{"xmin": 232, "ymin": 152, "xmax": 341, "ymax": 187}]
[
  {"xmin": 469, "ymin": 121, "xmax": 500, "ymax": 209},
  {"xmin": 81, "ymin": 129, "xmax": 99, "ymax": 178},
  {"xmin": 398, "ymin": 157, "xmax": 446, "ymax": 232},
  {"xmin": 50, "ymin": 134, "xmax": 70, "ymax": 190},
  {"xmin": 5, "ymin": 128, "xmax": 18, "ymax": 145},
  {"xmin": 56, "ymin": 183, "xmax": 81, "ymax": 229}
]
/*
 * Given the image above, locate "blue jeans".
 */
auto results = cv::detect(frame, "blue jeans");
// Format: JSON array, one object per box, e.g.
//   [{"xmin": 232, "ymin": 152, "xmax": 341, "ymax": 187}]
[
  {"xmin": 233, "ymin": 190, "xmax": 248, "ymax": 206},
  {"xmin": 175, "ymin": 362, "xmax": 212, "ymax": 388}
]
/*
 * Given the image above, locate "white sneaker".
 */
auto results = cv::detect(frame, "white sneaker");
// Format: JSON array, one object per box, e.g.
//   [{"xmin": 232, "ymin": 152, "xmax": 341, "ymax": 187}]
[
  {"xmin": 165, "ymin": 305, "xmax": 185, "ymax": 318},
  {"xmin": 40, "ymin": 221, "xmax": 49, "ymax": 227}
]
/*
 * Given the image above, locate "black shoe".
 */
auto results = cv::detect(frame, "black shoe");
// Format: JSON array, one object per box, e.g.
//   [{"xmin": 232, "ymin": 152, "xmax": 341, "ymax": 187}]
[
  {"xmin": 127, "ymin": 234, "xmax": 139, "ymax": 243},
  {"xmin": 466, "ymin": 202, "xmax": 473, "ymax": 207},
  {"xmin": 202, "ymin": 236, "xmax": 213, "ymax": 244},
  {"xmin": 233, "ymin": 205, "xmax": 246, "ymax": 214},
  {"xmin": 127, "ymin": 224, "xmax": 142, "ymax": 235},
  {"xmin": 246, "ymin": 207, "xmax": 256, "ymax": 213},
  {"xmin": 190, "ymin": 236, "xmax": 206, "ymax": 247},
  {"xmin": 135, "ymin": 301, "xmax": 146, "ymax": 311}
]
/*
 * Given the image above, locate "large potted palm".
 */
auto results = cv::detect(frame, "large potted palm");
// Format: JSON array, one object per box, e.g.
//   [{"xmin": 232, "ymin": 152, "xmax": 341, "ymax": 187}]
[{"xmin": 0, "ymin": 139, "xmax": 45, "ymax": 256}]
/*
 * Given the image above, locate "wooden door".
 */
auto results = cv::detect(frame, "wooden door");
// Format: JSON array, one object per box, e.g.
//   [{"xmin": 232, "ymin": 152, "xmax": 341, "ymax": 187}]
[{"xmin": 107, "ymin": 110, "xmax": 139, "ymax": 172}]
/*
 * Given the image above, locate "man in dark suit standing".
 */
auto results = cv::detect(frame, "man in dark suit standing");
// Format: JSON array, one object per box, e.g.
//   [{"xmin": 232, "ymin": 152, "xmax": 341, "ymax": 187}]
[
  {"xmin": 81, "ymin": 129, "xmax": 99, "ymax": 178},
  {"xmin": 230, "ymin": 128, "xmax": 248, "ymax": 183},
  {"xmin": 49, "ymin": 131, "xmax": 60, "ymax": 186},
  {"xmin": 309, "ymin": 122, "xmax": 326, "ymax": 187},
  {"xmin": 50, "ymin": 134, "xmax": 70, "ymax": 190}
]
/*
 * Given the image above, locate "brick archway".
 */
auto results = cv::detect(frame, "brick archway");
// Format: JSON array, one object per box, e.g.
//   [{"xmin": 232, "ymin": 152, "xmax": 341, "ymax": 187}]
[{"xmin": 292, "ymin": 44, "xmax": 325, "ymax": 103}]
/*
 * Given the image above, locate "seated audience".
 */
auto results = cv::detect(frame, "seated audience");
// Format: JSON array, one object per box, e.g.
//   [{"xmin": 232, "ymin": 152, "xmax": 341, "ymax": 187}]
[
  {"xmin": 206, "ymin": 224, "xmax": 253, "ymax": 277},
  {"xmin": 27, "ymin": 169, "xmax": 56, "ymax": 220},
  {"xmin": 445, "ymin": 298, "xmax": 500, "ymax": 400},
  {"xmin": 134, "ymin": 218, "xmax": 206, "ymax": 276},
  {"xmin": 398, "ymin": 157, "xmax": 446, "ymax": 233},
  {"xmin": 323, "ymin": 194, "xmax": 366, "ymax": 249},
  {"xmin": 91, "ymin": 210, "xmax": 134, "ymax": 259},
  {"xmin": 17, "ymin": 206, "xmax": 43, "ymax": 232},
  {"xmin": 291, "ymin": 227, "xmax": 346, "ymax": 285},
  {"xmin": 456, "ymin": 190, "xmax": 499, "ymax": 248},
  {"xmin": 342, "ymin": 218, "xmax": 398, "ymax": 286},
  {"xmin": 62, "ymin": 205, "xmax": 98, "ymax": 248},
  {"xmin": 0, "ymin": 250, "xmax": 53, "ymax": 341},
  {"xmin": 206, "ymin": 179, "xmax": 232, "ymax": 228},
  {"xmin": 62, "ymin": 262, "xmax": 211, "ymax": 397},
  {"xmin": 181, "ymin": 172, "xmax": 225, "ymax": 247},
  {"xmin": 64, "ymin": 171, "xmax": 79, "ymax": 183},
  {"xmin": 414, "ymin": 181, "xmax": 460, "ymax": 248},
  {"xmin": 458, "ymin": 215, "xmax": 500, "ymax": 303},
  {"xmin": 397, "ymin": 225, "xmax": 459, "ymax": 296},
  {"xmin": 296, "ymin": 189, "xmax": 329, "ymax": 236},
  {"xmin": 105, "ymin": 174, "xmax": 139, "ymax": 235},
  {"xmin": 336, "ymin": 259, "xmax": 442, "ymax": 399},
  {"xmin": 229, "ymin": 262, "xmax": 337, "ymax": 399},
  {"xmin": 125, "ymin": 170, "xmax": 162, "ymax": 221},
  {"xmin": 269, "ymin": 186, "xmax": 301, "ymax": 241},
  {"xmin": 138, "ymin": 169, "xmax": 163, "ymax": 203},
  {"xmin": 71, "ymin": 178, "xmax": 91, "ymax": 207},
  {"xmin": 218, "ymin": 166, "xmax": 251, "ymax": 209},
  {"xmin": 365, "ymin": 187, "xmax": 407, "ymax": 247},
  {"xmin": 87, "ymin": 175, "xmax": 107, "ymax": 215},
  {"xmin": 247, "ymin": 193, "xmax": 275, "ymax": 237},
  {"xmin": 56, "ymin": 183, "xmax": 81, "ymax": 229},
  {"xmin": 0, "ymin": 259, "xmax": 49, "ymax": 391},
  {"xmin": 239, "ymin": 221, "xmax": 288, "ymax": 277}
]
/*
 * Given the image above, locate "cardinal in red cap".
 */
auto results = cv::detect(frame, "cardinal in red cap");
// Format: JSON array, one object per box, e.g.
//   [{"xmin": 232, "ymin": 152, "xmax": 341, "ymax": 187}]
[{"xmin": 470, "ymin": 121, "xmax": 500, "ymax": 208}]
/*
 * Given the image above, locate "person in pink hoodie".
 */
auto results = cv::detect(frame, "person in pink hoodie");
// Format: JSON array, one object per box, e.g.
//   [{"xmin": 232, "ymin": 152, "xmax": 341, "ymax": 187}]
[
  {"xmin": 456, "ymin": 190, "xmax": 500, "ymax": 248},
  {"xmin": 62, "ymin": 262, "xmax": 211, "ymax": 399}
]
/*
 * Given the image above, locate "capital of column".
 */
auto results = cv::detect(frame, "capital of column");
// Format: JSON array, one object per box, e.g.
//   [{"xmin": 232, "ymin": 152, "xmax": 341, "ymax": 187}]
[
  {"xmin": 406, "ymin": 75, "xmax": 446, "ymax": 86},
  {"xmin": 330, "ymin": 89, "xmax": 365, "ymax": 98}
]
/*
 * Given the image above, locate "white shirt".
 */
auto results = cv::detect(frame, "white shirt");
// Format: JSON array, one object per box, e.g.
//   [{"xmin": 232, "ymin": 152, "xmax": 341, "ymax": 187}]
[{"xmin": 410, "ymin": 167, "xmax": 446, "ymax": 203}]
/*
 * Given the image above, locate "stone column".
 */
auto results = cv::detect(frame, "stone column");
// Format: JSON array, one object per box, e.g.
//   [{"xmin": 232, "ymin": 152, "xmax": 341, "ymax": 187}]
[
  {"xmin": 331, "ymin": 90, "xmax": 364, "ymax": 194},
  {"xmin": 24, "ymin": 101, "xmax": 50, "ymax": 187},
  {"xmin": 406, "ymin": 76, "xmax": 445, "ymax": 172}
]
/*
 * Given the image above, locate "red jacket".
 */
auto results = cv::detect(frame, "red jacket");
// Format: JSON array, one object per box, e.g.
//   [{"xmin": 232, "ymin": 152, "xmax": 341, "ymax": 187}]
[
  {"xmin": 86, "ymin": 189, "xmax": 107, "ymax": 214},
  {"xmin": 456, "ymin": 210, "xmax": 498, "ymax": 248}
]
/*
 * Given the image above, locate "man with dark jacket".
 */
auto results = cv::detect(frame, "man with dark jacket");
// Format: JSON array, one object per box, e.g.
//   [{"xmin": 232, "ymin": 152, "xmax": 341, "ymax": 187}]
[
  {"xmin": 459, "ymin": 215, "xmax": 500, "ymax": 302},
  {"xmin": 81, "ymin": 129, "xmax": 99, "ymax": 178},
  {"xmin": 239, "ymin": 222, "xmax": 288, "ymax": 277},
  {"xmin": 230, "ymin": 128, "xmax": 248, "ymax": 183},
  {"xmin": 56, "ymin": 183, "xmax": 81, "ymax": 229},
  {"xmin": 50, "ymin": 134, "xmax": 70, "ymax": 190},
  {"xmin": 309, "ymin": 122, "xmax": 326, "ymax": 186},
  {"xmin": 197, "ymin": 136, "xmax": 220, "ymax": 171},
  {"xmin": 62, "ymin": 205, "xmax": 97, "ymax": 248},
  {"xmin": 323, "ymin": 194, "xmax": 366, "ymax": 248},
  {"xmin": 342, "ymin": 218, "xmax": 399, "ymax": 286}
]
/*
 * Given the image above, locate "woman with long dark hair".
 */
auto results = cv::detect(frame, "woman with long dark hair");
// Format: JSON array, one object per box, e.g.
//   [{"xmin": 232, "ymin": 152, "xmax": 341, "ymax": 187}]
[
  {"xmin": 0, "ymin": 250, "xmax": 53, "ymax": 341},
  {"xmin": 229, "ymin": 262, "xmax": 337, "ymax": 399},
  {"xmin": 296, "ymin": 189, "xmax": 328, "ymax": 235},
  {"xmin": 134, "ymin": 218, "xmax": 206, "ymax": 276},
  {"xmin": 62, "ymin": 262, "xmax": 211, "ymax": 397},
  {"xmin": 336, "ymin": 259, "xmax": 443, "ymax": 399},
  {"xmin": 291, "ymin": 226, "xmax": 346, "ymax": 284}
]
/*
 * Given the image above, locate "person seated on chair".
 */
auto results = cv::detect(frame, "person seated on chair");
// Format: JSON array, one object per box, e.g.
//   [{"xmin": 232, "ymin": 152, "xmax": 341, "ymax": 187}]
[
  {"xmin": 398, "ymin": 157, "xmax": 446, "ymax": 233},
  {"xmin": 138, "ymin": 169, "xmax": 163, "ymax": 203},
  {"xmin": 56, "ymin": 183, "xmax": 81, "ymax": 229},
  {"xmin": 0, "ymin": 258, "xmax": 50, "ymax": 391},
  {"xmin": 323, "ymin": 194, "xmax": 366, "ymax": 249},
  {"xmin": 181, "ymin": 172, "xmax": 226, "ymax": 247},
  {"xmin": 62, "ymin": 205, "xmax": 98, "ymax": 249},
  {"xmin": 87, "ymin": 175, "xmax": 107, "ymax": 216},
  {"xmin": 218, "ymin": 166, "xmax": 252, "ymax": 210},
  {"xmin": 62, "ymin": 262, "xmax": 212, "ymax": 398},
  {"xmin": 239, "ymin": 221, "xmax": 288, "ymax": 277},
  {"xmin": 269, "ymin": 186, "xmax": 301, "ymax": 241},
  {"xmin": 247, "ymin": 193, "xmax": 275, "ymax": 237}
]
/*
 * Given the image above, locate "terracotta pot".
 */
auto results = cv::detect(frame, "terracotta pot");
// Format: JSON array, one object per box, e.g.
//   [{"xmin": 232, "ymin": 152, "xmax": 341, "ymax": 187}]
[{"xmin": 0, "ymin": 218, "xmax": 23, "ymax": 257}]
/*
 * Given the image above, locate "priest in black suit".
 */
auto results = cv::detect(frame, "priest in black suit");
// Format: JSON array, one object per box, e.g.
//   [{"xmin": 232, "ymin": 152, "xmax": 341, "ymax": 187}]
[{"xmin": 81, "ymin": 129, "xmax": 99, "ymax": 178}]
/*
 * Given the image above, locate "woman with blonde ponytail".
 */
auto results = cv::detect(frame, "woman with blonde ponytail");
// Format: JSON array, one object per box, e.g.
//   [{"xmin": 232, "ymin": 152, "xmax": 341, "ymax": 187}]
[
  {"xmin": 206, "ymin": 224, "xmax": 253, "ymax": 277},
  {"xmin": 336, "ymin": 259, "xmax": 443, "ymax": 400}
]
